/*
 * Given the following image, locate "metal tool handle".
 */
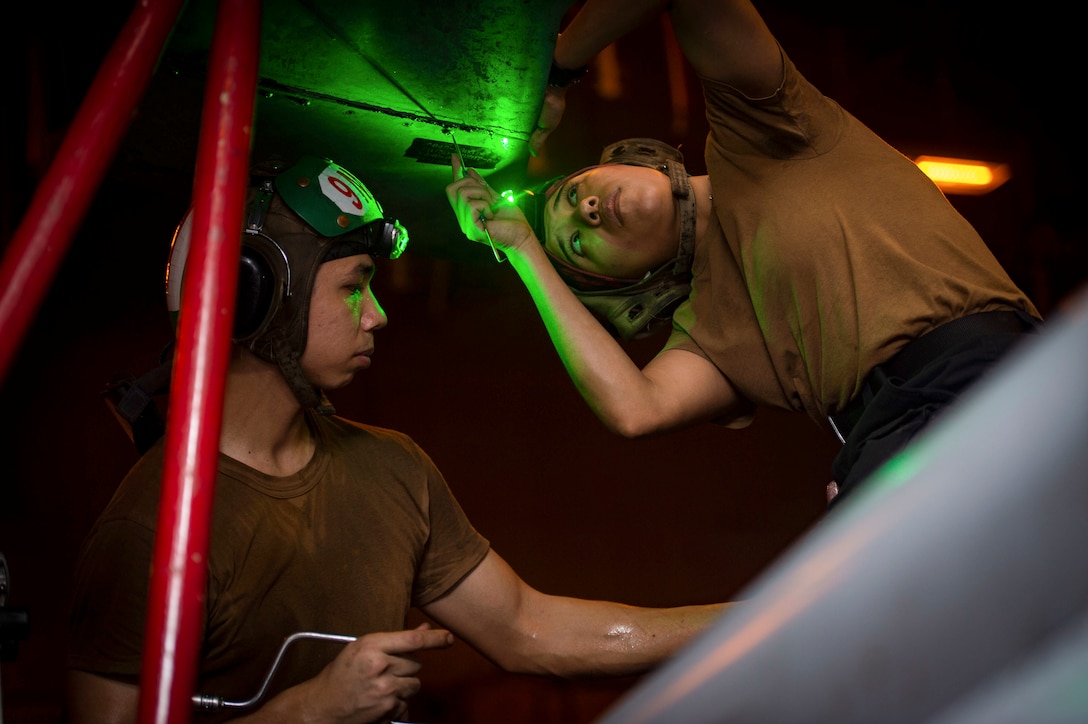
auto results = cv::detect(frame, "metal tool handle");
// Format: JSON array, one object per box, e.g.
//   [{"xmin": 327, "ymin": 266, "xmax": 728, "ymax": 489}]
[{"xmin": 191, "ymin": 631, "xmax": 355, "ymax": 712}]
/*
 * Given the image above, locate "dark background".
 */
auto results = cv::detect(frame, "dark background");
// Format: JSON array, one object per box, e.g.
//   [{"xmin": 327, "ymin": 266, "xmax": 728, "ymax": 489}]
[{"xmin": 1, "ymin": 1, "xmax": 1084, "ymax": 722}]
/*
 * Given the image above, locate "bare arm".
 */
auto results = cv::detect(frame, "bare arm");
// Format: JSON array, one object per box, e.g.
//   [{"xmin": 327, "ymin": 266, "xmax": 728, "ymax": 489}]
[
  {"xmin": 423, "ymin": 550, "xmax": 731, "ymax": 677},
  {"xmin": 65, "ymin": 627, "xmax": 454, "ymax": 724},
  {"xmin": 507, "ymin": 223, "xmax": 752, "ymax": 436},
  {"xmin": 532, "ymin": 0, "xmax": 783, "ymax": 151},
  {"xmin": 666, "ymin": 0, "xmax": 782, "ymax": 93},
  {"xmin": 460, "ymin": 3, "xmax": 783, "ymax": 434},
  {"xmin": 557, "ymin": 0, "xmax": 781, "ymax": 91}
]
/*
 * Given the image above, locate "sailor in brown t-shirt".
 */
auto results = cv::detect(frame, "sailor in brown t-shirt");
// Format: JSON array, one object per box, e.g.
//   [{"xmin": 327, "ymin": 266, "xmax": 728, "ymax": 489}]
[
  {"xmin": 66, "ymin": 155, "xmax": 728, "ymax": 724},
  {"xmin": 446, "ymin": 0, "xmax": 1041, "ymax": 505}
]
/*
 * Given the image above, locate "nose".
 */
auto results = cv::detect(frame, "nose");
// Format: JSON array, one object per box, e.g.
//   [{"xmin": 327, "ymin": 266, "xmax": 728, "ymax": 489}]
[
  {"xmin": 360, "ymin": 291, "xmax": 388, "ymax": 331},
  {"xmin": 578, "ymin": 194, "xmax": 601, "ymax": 227}
]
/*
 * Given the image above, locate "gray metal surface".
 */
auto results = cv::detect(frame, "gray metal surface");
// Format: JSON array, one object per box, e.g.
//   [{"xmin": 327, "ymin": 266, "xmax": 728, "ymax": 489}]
[
  {"xmin": 928, "ymin": 612, "xmax": 1088, "ymax": 724},
  {"xmin": 118, "ymin": 0, "xmax": 568, "ymax": 261},
  {"xmin": 596, "ymin": 288, "xmax": 1088, "ymax": 723}
]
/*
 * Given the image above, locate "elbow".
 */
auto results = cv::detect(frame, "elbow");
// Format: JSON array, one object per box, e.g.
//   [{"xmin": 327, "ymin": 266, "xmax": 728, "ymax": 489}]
[
  {"xmin": 610, "ymin": 417, "xmax": 654, "ymax": 439},
  {"xmin": 597, "ymin": 405, "xmax": 669, "ymax": 439},
  {"xmin": 494, "ymin": 656, "xmax": 562, "ymax": 678},
  {"xmin": 486, "ymin": 636, "xmax": 567, "ymax": 678}
]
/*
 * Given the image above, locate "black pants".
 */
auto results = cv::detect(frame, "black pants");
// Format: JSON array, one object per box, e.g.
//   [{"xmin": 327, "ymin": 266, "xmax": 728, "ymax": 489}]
[{"xmin": 829, "ymin": 312, "xmax": 1040, "ymax": 508}]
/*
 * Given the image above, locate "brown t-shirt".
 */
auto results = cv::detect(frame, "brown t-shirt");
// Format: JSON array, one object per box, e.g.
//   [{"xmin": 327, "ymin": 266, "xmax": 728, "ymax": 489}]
[
  {"xmin": 67, "ymin": 412, "xmax": 490, "ymax": 716},
  {"xmin": 666, "ymin": 51, "xmax": 1038, "ymax": 422}
]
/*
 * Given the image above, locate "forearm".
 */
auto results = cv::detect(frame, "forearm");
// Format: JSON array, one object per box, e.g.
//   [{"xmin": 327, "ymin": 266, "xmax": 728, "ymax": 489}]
[
  {"xmin": 506, "ymin": 243, "xmax": 670, "ymax": 437},
  {"xmin": 503, "ymin": 593, "xmax": 732, "ymax": 677},
  {"xmin": 553, "ymin": 0, "xmax": 672, "ymax": 70},
  {"xmin": 426, "ymin": 551, "xmax": 733, "ymax": 678},
  {"xmin": 557, "ymin": 0, "xmax": 781, "ymax": 94}
]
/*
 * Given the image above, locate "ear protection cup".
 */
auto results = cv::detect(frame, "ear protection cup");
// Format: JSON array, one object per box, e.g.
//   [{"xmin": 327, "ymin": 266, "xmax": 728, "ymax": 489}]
[
  {"xmin": 165, "ymin": 208, "xmax": 194, "ymax": 330},
  {"xmin": 234, "ymin": 239, "xmax": 279, "ymax": 340},
  {"xmin": 166, "ymin": 208, "xmax": 290, "ymax": 344},
  {"xmin": 576, "ymin": 273, "xmax": 692, "ymax": 340},
  {"xmin": 163, "ymin": 155, "xmax": 406, "ymax": 415}
]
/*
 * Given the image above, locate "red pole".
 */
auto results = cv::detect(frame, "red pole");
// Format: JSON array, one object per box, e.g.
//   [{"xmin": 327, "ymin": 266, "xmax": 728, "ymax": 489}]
[
  {"xmin": 0, "ymin": 0, "xmax": 186, "ymax": 383},
  {"xmin": 138, "ymin": 0, "xmax": 261, "ymax": 721}
]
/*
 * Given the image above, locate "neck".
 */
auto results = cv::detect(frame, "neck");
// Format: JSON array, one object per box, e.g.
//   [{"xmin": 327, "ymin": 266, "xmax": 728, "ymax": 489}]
[{"xmin": 219, "ymin": 347, "xmax": 316, "ymax": 476}]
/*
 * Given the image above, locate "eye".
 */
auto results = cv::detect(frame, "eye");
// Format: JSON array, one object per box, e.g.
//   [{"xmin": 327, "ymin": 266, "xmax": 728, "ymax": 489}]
[
  {"xmin": 570, "ymin": 231, "xmax": 584, "ymax": 257},
  {"xmin": 566, "ymin": 182, "xmax": 579, "ymax": 205}
]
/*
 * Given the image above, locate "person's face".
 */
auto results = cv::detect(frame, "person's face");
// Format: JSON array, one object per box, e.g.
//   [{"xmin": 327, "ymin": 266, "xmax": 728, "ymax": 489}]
[
  {"xmin": 543, "ymin": 164, "xmax": 680, "ymax": 278},
  {"xmin": 300, "ymin": 254, "xmax": 387, "ymax": 391}
]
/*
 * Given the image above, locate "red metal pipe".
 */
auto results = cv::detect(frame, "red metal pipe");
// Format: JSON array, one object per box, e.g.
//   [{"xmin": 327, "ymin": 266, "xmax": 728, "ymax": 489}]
[
  {"xmin": 0, "ymin": 0, "xmax": 186, "ymax": 384},
  {"xmin": 137, "ymin": 0, "xmax": 262, "ymax": 721}
]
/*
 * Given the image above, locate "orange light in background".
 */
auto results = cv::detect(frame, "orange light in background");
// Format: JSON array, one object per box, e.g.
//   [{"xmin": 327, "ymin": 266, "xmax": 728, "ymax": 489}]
[{"xmin": 914, "ymin": 155, "xmax": 1012, "ymax": 195}]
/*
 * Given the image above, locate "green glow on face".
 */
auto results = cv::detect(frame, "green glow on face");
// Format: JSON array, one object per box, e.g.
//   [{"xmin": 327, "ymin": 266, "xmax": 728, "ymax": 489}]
[{"xmin": 345, "ymin": 287, "xmax": 364, "ymax": 325}]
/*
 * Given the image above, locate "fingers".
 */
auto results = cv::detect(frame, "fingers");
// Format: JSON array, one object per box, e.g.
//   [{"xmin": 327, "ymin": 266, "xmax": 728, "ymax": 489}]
[
  {"xmin": 529, "ymin": 85, "xmax": 567, "ymax": 156},
  {"xmin": 530, "ymin": 124, "xmax": 558, "ymax": 156},
  {"xmin": 449, "ymin": 154, "xmax": 487, "ymax": 186},
  {"xmin": 367, "ymin": 627, "xmax": 455, "ymax": 656},
  {"xmin": 529, "ymin": 129, "xmax": 545, "ymax": 157},
  {"xmin": 445, "ymin": 165, "xmax": 527, "ymax": 256},
  {"xmin": 407, "ymin": 627, "xmax": 456, "ymax": 653},
  {"xmin": 529, "ymin": 125, "xmax": 554, "ymax": 157},
  {"xmin": 445, "ymin": 170, "xmax": 497, "ymax": 239},
  {"xmin": 315, "ymin": 628, "xmax": 453, "ymax": 720},
  {"xmin": 446, "ymin": 162, "xmax": 490, "ymax": 198}
]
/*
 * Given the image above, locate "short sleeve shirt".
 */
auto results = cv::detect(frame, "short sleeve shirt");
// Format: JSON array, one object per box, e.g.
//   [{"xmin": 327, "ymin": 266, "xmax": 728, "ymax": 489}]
[{"xmin": 666, "ymin": 50, "xmax": 1038, "ymax": 421}]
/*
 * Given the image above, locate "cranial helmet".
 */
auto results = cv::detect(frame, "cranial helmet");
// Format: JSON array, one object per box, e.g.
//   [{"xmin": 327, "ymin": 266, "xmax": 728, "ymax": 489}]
[
  {"xmin": 165, "ymin": 155, "xmax": 409, "ymax": 413},
  {"xmin": 518, "ymin": 138, "xmax": 697, "ymax": 339}
]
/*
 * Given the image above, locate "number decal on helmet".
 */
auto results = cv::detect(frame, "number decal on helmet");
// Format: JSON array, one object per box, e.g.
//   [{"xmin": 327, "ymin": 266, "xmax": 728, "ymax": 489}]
[{"xmin": 319, "ymin": 163, "xmax": 369, "ymax": 216}]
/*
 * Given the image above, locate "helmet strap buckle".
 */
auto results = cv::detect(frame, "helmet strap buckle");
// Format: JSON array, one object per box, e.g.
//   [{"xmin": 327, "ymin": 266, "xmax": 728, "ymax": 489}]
[{"xmin": 246, "ymin": 180, "xmax": 276, "ymax": 233}]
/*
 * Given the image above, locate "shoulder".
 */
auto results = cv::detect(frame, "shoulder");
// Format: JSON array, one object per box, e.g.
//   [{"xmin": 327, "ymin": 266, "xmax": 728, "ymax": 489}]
[
  {"xmin": 703, "ymin": 50, "xmax": 845, "ymax": 160},
  {"xmin": 701, "ymin": 48, "xmax": 813, "ymax": 111},
  {"xmin": 317, "ymin": 414, "xmax": 438, "ymax": 471},
  {"xmin": 319, "ymin": 414, "xmax": 422, "ymax": 450},
  {"xmin": 87, "ymin": 440, "xmax": 168, "ymax": 534}
]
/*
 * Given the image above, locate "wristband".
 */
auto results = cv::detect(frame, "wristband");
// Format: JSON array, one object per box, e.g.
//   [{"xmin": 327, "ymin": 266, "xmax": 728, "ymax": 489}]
[{"xmin": 547, "ymin": 58, "xmax": 589, "ymax": 89}]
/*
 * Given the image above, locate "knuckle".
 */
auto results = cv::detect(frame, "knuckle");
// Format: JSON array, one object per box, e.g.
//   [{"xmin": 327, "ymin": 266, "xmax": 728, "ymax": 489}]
[{"xmin": 371, "ymin": 677, "xmax": 398, "ymax": 699}]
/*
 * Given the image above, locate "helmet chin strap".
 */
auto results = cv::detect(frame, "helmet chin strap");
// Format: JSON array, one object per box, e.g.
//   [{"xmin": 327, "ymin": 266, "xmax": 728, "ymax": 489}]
[
  {"xmin": 269, "ymin": 330, "xmax": 335, "ymax": 415},
  {"xmin": 664, "ymin": 157, "xmax": 697, "ymax": 277}
]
